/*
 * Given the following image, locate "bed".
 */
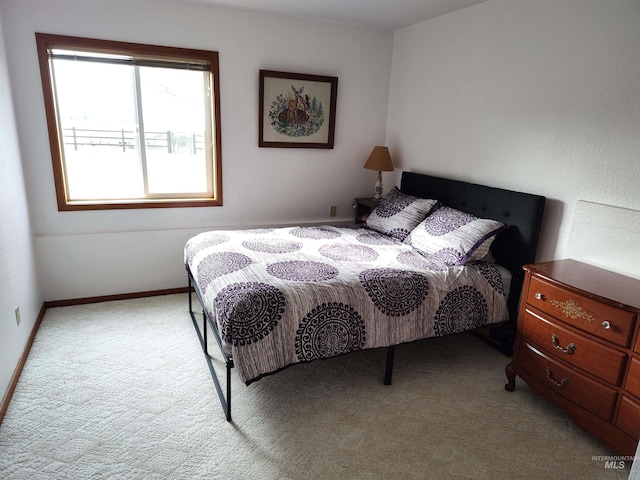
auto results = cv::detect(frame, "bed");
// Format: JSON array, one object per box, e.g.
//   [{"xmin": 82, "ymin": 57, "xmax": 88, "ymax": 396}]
[{"xmin": 185, "ymin": 171, "xmax": 546, "ymax": 421}]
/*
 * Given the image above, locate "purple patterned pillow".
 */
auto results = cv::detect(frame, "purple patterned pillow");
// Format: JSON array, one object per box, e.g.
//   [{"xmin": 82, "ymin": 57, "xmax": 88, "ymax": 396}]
[
  {"xmin": 365, "ymin": 187, "xmax": 439, "ymax": 241},
  {"xmin": 404, "ymin": 206, "xmax": 506, "ymax": 266}
]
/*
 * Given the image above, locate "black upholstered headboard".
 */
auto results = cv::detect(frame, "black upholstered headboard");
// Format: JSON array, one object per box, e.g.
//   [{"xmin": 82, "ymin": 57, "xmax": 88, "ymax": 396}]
[{"xmin": 400, "ymin": 171, "xmax": 546, "ymax": 351}]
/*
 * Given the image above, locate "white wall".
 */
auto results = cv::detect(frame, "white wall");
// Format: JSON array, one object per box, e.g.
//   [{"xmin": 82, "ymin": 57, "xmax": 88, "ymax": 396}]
[
  {"xmin": 0, "ymin": 11, "xmax": 43, "ymax": 404},
  {"xmin": 1, "ymin": 0, "xmax": 394, "ymax": 301},
  {"xmin": 387, "ymin": 0, "xmax": 640, "ymax": 274},
  {"xmin": 566, "ymin": 201, "xmax": 640, "ymax": 279}
]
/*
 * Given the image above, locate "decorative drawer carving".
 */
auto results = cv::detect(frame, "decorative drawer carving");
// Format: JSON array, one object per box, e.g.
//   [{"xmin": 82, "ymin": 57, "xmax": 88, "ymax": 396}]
[
  {"xmin": 521, "ymin": 308, "xmax": 627, "ymax": 386},
  {"xmin": 617, "ymin": 396, "xmax": 640, "ymax": 440},
  {"xmin": 526, "ymin": 276, "xmax": 636, "ymax": 347},
  {"xmin": 518, "ymin": 341, "xmax": 618, "ymax": 422}
]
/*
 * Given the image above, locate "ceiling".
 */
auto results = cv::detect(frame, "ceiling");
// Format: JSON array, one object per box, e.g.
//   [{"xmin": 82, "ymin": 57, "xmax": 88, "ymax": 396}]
[{"xmin": 180, "ymin": 0, "xmax": 491, "ymax": 30}]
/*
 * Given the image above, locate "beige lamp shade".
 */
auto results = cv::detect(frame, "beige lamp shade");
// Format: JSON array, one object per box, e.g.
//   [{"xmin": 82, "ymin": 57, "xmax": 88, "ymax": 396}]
[
  {"xmin": 363, "ymin": 146, "xmax": 394, "ymax": 199},
  {"xmin": 363, "ymin": 146, "xmax": 394, "ymax": 172}
]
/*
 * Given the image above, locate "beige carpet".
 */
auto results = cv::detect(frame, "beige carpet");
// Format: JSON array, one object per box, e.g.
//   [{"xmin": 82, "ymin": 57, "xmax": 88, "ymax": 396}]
[{"xmin": 0, "ymin": 294, "xmax": 630, "ymax": 479}]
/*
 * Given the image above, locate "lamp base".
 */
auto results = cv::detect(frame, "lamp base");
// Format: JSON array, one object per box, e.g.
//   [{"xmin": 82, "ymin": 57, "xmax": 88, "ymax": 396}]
[{"xmin": 373, "ymin": 171, "xmax": 383, "ymax": 200}]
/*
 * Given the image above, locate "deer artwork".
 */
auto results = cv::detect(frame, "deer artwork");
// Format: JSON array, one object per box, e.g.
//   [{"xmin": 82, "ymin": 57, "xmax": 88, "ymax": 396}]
[
  {"xmin": 287, "ymin": 85, "xmax": 304, "ymax": 124},
  {"xmin": 302, "ymin": 94, "xmax": 311, "ymax": 117}
]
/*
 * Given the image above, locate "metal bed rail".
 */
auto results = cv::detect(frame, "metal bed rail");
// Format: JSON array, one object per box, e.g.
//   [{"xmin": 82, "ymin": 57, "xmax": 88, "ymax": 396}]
[
  {"xmin": 188, "ymin": 269, "xmax": 234, "ymax": 421},
  {"xmin": 187, "ymin": 266, "xmax": 396, "ymax": 422}
]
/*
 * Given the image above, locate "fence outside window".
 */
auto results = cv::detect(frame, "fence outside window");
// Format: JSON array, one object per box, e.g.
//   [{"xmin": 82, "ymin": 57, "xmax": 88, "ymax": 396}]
[{"xmin": 62, "ymin": 127, "xmax": 204, "ymax": 154}]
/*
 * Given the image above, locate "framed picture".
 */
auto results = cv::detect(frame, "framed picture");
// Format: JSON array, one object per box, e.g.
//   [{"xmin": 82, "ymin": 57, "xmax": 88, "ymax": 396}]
[{"xmin": 259, "ymin": 70, "xmax": 338, "ymax": 148}]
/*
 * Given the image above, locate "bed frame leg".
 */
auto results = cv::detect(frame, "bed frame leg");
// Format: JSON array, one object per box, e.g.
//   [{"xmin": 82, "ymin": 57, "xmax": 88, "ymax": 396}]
[
  {"xmin": 187, "ymin": 273, "xmax": 233, "ymax": 422},
  {"xmin": 384, "ymin": 346, "xmax": 395, "ymax": 385},
  {"xmin": 226, "ymin": 362, "xmax": 232, "ymax": 420}
]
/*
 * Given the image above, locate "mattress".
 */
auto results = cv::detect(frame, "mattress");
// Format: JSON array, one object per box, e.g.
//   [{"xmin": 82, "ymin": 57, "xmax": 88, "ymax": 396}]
[{"xmin": 186, "ymin": 225, "xmax": 509, "ymax": 383}]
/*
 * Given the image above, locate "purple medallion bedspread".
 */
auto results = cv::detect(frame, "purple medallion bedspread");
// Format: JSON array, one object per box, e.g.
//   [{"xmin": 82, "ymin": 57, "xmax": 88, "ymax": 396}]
[{"xmin": 185, "ymin": 225, "xmax": 508, "ymax": 384}]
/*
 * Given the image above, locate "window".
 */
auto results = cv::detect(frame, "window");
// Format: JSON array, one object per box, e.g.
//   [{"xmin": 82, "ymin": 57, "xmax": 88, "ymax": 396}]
[{"xmin": 35, "ymin": 33, "xmax": 222, "ymax": 210}]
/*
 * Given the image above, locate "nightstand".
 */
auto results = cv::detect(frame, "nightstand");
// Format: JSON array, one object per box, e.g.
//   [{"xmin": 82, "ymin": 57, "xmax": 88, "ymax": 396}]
[
  {"xmin": 505, "ymin": 259, "xmax": 640, "ymax": 456},
  {"xmin": 353, "ymin": 197, "xmax": 379, "ymax": 224}
]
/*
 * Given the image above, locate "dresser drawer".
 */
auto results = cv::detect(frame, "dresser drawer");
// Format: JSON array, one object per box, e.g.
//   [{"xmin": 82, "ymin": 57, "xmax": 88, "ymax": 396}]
[
  {"xmin": 527, "ymin": 276, "xmax": 636, "ymax": 347},
  {"xmin": 625, "ymin": 357, "xmax": 640, "ymax": 399},
  {"xmin": 522, "ymin": 308, "xmax": 627, "ymax": 385},
  {"xmin": 617, "ymin": 396, "xmax": 640, "ymax": 440},
  {"xmin": 518, "ymin": 341, "xmax": 618, "ymax": 421}
]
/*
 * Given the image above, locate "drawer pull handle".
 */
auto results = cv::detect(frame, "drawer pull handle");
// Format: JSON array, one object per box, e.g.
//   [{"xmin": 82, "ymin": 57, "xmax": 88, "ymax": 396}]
[
  {"xmin": 551, "ymin": 334, "xmax": 576, "ymax": 354},
  {"xmin": 545, "ymin": 367, "xmax": 569, "ymax": 387},
  {"xmin": 535, "ymin": 292, "xmax": 545, "ymax": 301},
  {"xmin": 602, "ymin": 321, "xmax": 611, "ymax": 329}
]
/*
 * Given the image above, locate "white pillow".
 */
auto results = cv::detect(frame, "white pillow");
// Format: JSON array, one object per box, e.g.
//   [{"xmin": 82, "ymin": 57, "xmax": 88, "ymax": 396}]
[
  {"xmin": 365, "ymin": 187, "xmax": 439, "ymax": 241},
  {"xmin": 404, "ymin": 206, "xmax": 506, "ymax": 266}
]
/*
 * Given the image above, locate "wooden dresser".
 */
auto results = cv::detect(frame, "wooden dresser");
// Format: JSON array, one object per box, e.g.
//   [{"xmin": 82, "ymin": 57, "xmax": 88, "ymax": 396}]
[{"xmin": 505, "ymin": 259, "xmax": 640, "ymax": 456}]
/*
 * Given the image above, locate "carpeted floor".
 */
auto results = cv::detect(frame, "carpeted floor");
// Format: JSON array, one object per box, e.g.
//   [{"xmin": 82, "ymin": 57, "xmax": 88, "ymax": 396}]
[{"xmin": 0, "ymin": 294, "xmax": 631, "ymax": 479}]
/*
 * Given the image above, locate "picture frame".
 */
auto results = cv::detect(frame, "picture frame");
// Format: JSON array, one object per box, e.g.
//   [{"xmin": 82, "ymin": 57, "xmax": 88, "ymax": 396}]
[{"xmin": 259, "ymin": 70, "xmax": 338, "ymax": 148}]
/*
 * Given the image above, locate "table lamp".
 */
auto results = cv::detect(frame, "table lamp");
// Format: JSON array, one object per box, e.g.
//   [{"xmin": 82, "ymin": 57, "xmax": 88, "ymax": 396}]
[{"xmin": 363, "ymin": 146, "xmax": 394, "ymax": 200}]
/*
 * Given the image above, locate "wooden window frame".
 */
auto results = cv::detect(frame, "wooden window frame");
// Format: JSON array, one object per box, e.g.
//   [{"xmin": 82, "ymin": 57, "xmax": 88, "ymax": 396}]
[{"xmin": 35, "ymin": 33, "xmax": 223, "ymax": 211}]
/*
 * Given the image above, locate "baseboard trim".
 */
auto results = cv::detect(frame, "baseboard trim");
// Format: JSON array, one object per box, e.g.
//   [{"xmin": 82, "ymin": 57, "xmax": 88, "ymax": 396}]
[
  {"xmin": 1, "ymin": 286, "xmax": 192, "ymax": 426},
  {"xmin": 43, "ymin": 286, "xmax": 191, "ymax": 308},
  {"xmin": 0, "ymin": 304, "xmax": 46, "ymax": 427}
]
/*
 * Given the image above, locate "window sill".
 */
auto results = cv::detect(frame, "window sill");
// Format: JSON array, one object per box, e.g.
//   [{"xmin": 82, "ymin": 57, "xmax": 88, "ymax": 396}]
[{"xmin": 58, "ymin": 198, "xmax": 223, "ymax": 211}]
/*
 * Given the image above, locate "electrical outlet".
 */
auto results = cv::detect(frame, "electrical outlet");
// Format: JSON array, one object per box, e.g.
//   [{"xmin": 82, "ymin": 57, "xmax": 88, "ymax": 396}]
[
  {"xmin": 329, "ymin": 205, "xmax": 337, "ymax": 217},
  {"xmin": 15, "ymin": 307, "xmax": 21, "ymax": 326}
]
